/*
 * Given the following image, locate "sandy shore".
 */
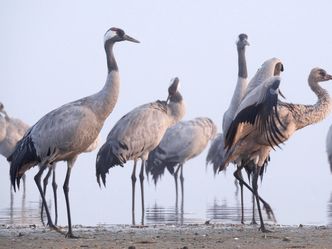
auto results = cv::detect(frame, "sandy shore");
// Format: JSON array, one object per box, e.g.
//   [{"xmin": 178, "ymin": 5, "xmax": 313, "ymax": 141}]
[{"xmin": 0, "ymin": 223, "xmax": 331, "ymax": 249}]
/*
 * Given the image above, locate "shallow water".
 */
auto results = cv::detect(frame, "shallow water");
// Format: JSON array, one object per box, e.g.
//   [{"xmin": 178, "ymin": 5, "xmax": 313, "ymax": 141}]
[{"xmin": 1, "ymin": 151, "xmax": 332, "ymax": 227}]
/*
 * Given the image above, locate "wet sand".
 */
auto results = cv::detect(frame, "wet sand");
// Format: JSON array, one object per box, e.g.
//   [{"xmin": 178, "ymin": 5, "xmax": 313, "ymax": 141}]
[{"xmin": 0, "ymin": 223, "xmax": 331, "ymax": 249}]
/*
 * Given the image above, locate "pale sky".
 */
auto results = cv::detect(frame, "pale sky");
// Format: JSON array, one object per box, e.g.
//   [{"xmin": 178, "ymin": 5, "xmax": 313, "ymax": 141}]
[{"xmin": 1, "ymin": 1, "xmax": 332, "ymax": 226}]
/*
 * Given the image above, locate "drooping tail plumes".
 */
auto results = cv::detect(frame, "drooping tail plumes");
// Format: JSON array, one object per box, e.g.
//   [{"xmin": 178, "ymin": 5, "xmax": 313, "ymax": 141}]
[
  {"xmin": 206, "ymin": 133, "xmax": 225, "ymax": 175},
  {"xmin": 8, "ymin": 132, "xmax": 40, "ymax": 191},
  {"xmin": 96, "ymin": 142, "xmax": 124, "ymax": 187},
  {"xmin": 146, "ymin": 147, "xmax": 178, "ymax": 185}
]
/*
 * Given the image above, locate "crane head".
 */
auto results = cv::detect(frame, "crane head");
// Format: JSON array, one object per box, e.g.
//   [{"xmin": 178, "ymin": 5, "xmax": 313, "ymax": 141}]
[
  {"xmin": 104, "ymin": 27, "xmax": 140, "ymax": 44},
  {"xmin": 274, "ymin": 62, "xmax": 284, "ymax": 76},
  {"xmin": 236, "ymin": 33, "xmax": 249, "ymax": 48},
  {"xmin": 166, "ymin": 77, "xmax": 180, "ymax": 103},
  {"xmin": 309, "ymin": 68, "xmax": 332, "ymax": 83}
]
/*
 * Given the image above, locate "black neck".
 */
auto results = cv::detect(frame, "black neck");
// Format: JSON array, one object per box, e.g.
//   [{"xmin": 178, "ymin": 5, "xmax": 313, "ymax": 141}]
[
  {"xmin": 105, "ymin": 41, "xmax": 118, "ymax": 72},
  {"xmin": 169, "ymin": 92, "xmax": 183, "ymax": 103},
  {"xmin": 237, "ymin": 47, "xmax": 247, "ymax": 78}
]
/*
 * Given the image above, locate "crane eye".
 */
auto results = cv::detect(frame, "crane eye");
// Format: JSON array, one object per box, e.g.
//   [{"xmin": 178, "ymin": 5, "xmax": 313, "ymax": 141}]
[{"xmin": 319, "ymin": 70, "xmax": 326, "ymax": 77}]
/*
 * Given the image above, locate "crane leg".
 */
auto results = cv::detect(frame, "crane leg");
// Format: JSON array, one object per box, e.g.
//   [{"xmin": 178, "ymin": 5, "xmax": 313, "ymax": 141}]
[
  {"xmin": 233, "ymin": 177, "xmax": 245, "ymax": 223},
  {"xmin": 51, "ymin": 165, "xmax": 58, "ymax": 225},
  {"xmin": 10, "ymin": 182, "xmax": 13, "ymax": 222},
  {"xmin": 251, "ymin": 193, "xmax": 258, "ymax": 225},
  {"xmin": 131, "ymin": 160, "xmax": 137, "ymax": 226},
  {"xmin": 34, "ymin": 164, "xmax": 62, "ymax": 234},
  {"xmin": 252, "ymin": 166, "xmax": 270, "ymax": 233},
  {"xmin": 41, "ymin": 166, "xmax": 52, "ymax": 224},
  {"xmin": 179, "ymin": 164, "xmax": 184, "ymax": 209},
  {"xmin": 174, "ymin": 165, "xmax": 180, "ymax": 208},
  {"xmin": 139, "ymin": 160, "xmax": 145, "ymax": 225},
  {"xmin": 63, "ymin": 163, "xmax": 77, "ymax": 238},
  {"xmin": 22, "ymin": 174, "xmax": 26, "ymax": 197},
  {"xmin": 239, "ymin": 179, "xmax": 244, "ymax": 224},
  {"xmin": 235, "ymin": 168, "xmax": 245, "ymax": 224},
  {"xmin": 233, "ymin": 167, "xmax": 275, "ymax": 222},
  {"xmin": 179, "ymin": 163, "xmax": 184, "ymax": 225}
]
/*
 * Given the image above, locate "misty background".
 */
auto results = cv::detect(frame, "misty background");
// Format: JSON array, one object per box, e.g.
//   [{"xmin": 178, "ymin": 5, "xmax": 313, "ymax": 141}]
[{"xmin": 1, "ymin": 1, "xmax": 332, "ymax": 226}]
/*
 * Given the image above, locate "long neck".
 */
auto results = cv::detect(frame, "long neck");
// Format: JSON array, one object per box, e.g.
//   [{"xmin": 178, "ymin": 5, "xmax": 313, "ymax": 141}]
[
  {"xmin": 231, "ymin": 47, "xmax": 248, "ymax": 107},
  {"xmin": 237, "ymin": 47, "xmax": 247, "ymax": 79},
  {"xmin": 168, "ymin": 93, "xmax": 186, "ymax": 125},
  {"xmin": 292, "ymin": 79, "xmax": 332, "ymax": 130},
  {"xmin": 89, "ymin": 42, "xmax": 121, "ymax": 121},
  {"xmin": 105, "ymin": 41, "xmax": 118, "ymax": 72},
  {"xmin": 222, "ymin": 47, "xmax": 248, "ymax": 133}
]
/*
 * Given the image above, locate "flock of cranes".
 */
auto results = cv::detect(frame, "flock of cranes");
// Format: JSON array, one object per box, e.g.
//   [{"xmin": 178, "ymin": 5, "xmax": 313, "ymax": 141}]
[{"xmin": 2, "ymin": 27, "xmax": 332, "ymax": 237}]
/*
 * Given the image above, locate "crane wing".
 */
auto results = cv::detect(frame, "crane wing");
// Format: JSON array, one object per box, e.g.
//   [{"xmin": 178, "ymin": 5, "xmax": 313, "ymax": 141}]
[
  {"xmin": 225, "ymin": 76, "xmax": 285, "ymax": 150},
  {"xmin": 96, "ymin": 100, "xmax": 169, "ymax": 186},
  {"xmin": 245, "ymin": 58, "xmax": 283, "ymax": 96}
]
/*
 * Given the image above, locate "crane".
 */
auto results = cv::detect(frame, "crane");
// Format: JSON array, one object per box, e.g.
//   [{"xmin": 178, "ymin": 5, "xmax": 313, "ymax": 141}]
[
  {"xmin": 8, "ymin": 27, "xmax": 139, "ymax": 237},
  {"xmin": 146, "ymin": 117, "xmax": 217, "ymax": 207},
  {"xmin": 96, "ymin": 77, "xmax": 185, "ymax": 225},
  {"xmin": 221, "ymin": 68, "xmax": 332, "ymax": 232}
]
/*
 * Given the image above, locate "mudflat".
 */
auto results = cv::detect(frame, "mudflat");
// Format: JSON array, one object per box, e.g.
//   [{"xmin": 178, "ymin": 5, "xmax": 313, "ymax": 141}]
[{"xmin": 0, "ymin": 223, "xmax": 331, "ymax": 249}]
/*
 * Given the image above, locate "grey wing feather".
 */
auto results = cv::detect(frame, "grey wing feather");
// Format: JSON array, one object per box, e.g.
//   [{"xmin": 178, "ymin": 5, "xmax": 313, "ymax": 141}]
[
  {"xmin": 31, "ymin": 101, "xmax": 101, "ymax": 162},
  {"xmin": 8, "ymin": 129, "xmax": 40, "ymax": 190},
  {"xmin": 9, "ymin": 99, "xmax": 102, "ymax": 190},
  {"xmin": 225, "ymin": 76, "xmax": 285, "ymax": 151},
  {"xmin": 96, "ymin": 101, "xmax": 170, "ymax": 186}
]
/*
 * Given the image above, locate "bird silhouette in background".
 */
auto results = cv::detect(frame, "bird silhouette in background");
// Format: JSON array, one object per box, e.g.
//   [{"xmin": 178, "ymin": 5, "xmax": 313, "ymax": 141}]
[{"xmin": 0, "ymin": 102, "xmax": 29, "ymax": 192}]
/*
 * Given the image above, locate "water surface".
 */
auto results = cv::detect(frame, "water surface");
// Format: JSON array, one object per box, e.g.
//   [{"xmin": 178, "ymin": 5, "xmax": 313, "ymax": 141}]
[{"xmin": 1, "ymin": 151, "xmax": 332, "ymax": 227}]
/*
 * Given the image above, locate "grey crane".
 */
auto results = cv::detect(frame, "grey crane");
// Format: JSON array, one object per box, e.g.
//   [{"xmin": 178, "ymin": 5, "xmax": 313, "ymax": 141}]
[
  {"xmin": 0, "ymin": 102, "xmax": 93, "ymax": 226},
  {"xmin": 146, "ymin": 117, "xmax": 217, "ymax": 208},
  {"xmin": 0, "ymin": 103, "xmax": 29, "ymax": 193},
  {"xmin": 0, "ymin": 102, "xmax": 57, "ymax": 224},
  {"xmin": 0, "ymin": 103, "xmax": 29, "ymax": 159},
  {"xmin": 8, "ymin": 27, "xmax": 139, "ymax": 238},
  {"xmin": 221, "ymin": 67, "xmax": 332, "ymax": 232},
  {"xmin": 96, "ymin": 77, "xmax": 185, "ymax": 225},
  {"xmin": 0, "ymin": 103, "xmax": 29, "ymax": 191},
  {"xmin": 222, "ymin": 34, "xmax": 250, "ymax": 134},
  {"xmin": 206, "ymin": 33, "xmax": 250, "ymax": 177}
]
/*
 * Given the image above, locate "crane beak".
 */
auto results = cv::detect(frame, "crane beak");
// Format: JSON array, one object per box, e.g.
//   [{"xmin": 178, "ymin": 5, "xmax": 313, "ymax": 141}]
[
  {"xmin": 244, "ymin": 40, "xmax": 250, "ymax": 46},
  {"xmin": 326, "ymin": 73, "xmax": 332, "ymax": 81},
  {"xmin": 166, "ymin": 95, "xmax": 170, "ymax": 104},
  {"xmin": 124, "ymin": 34, "xmax": 140, "ymax": 43},
  {"xmin": 278, "ymin": 89, "xmax": 286, "ymax": 99}
]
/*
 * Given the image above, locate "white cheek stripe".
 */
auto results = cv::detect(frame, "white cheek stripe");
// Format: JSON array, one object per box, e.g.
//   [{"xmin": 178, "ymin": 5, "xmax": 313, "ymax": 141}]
[{"xmin": 104, "ymin": 30, "xmax": 117, "ymax": 43}]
